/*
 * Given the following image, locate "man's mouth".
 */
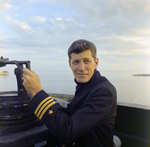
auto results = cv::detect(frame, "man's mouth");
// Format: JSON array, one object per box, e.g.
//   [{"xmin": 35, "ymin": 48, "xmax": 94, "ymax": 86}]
[{"xmin": 77, "ymin": 73, "xmax": 88, "ymax": 75}]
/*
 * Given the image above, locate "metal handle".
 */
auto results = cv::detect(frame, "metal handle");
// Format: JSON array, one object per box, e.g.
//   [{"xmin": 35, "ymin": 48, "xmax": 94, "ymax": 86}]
[{"xmin": 0, "ymin": 57, "xmax": 31, "ymax": 100}]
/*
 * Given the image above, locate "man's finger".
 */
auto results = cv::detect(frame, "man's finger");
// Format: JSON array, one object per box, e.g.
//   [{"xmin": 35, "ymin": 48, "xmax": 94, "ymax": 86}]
[
  {"xmin": 23, "ymin": 68, "xmax": 34, "ymax": 76},
  {"xmin": 23, "ymin": 68, "xmax": 30, "ymax": 73}
]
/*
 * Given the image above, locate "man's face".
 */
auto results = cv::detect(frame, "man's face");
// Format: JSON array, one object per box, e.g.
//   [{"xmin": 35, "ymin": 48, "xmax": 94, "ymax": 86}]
[{"xmin": 69, "ymin": 50, "xmax": 99, "ymax": 83}]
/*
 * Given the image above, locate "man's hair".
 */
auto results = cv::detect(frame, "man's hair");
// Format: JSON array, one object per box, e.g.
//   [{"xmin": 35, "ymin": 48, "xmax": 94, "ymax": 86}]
[{"xmin": 68, "ymin": 39, "xmax": 97, "ymax": 60}]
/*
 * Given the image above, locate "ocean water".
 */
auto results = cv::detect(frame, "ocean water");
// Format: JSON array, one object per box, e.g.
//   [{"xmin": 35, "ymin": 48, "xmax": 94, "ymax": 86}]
[{"xmin": 0, "ymin": 68, "xmax": 150, "ymax": 110}]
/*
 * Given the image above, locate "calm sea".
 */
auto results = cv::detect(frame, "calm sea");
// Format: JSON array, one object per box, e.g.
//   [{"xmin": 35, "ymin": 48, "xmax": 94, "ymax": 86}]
[{"xmin": 0, "ymin": 69, "xmax": 150, "ymax": 110}]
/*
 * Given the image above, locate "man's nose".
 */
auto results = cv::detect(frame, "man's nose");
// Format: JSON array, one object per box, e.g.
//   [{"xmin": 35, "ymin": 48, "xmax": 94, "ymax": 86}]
[{"xmin": 79, "ymin": 61, "xmax": 85, "ymax": 71}]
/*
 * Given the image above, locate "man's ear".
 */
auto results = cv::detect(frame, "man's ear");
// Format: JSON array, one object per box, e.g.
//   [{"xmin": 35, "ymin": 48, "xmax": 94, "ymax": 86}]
[
  {"xmin": 95, "ymin": 58, "xmax": 99, "ymax": 68},
  {"xmin": 68, "ymin": 60, "xmax": 71, "ymax": 68}
]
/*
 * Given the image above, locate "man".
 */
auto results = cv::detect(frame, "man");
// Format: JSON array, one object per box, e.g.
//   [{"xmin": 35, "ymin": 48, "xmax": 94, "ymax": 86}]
[{"xmin": 23, "ymin": 39, "xmax": 117, "ymax": 147}]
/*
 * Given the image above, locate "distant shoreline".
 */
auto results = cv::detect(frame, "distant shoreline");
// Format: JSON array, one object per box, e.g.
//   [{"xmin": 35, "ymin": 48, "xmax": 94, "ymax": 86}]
[
  {"xmin": 0, "ymin": 71, "xmax": 9, "ymax": 75},
  {"xmin": 133, "ymin": 74, "xmax": 150, "ymax": 76}
]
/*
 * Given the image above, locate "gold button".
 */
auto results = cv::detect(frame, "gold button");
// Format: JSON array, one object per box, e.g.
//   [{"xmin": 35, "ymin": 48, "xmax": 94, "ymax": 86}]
[{"xmin": 73, "ymin": 142, "xmax": 75, "ymax": 145}]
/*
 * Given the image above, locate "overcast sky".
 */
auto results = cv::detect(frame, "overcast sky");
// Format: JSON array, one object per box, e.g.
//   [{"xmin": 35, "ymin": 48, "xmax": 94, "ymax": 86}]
[{"xmin": 0, "ymin": 0, "xmax": 150, "ymax": 73}]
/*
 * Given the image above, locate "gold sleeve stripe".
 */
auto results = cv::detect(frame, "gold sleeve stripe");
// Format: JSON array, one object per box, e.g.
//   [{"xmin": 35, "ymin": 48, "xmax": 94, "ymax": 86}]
[
  {"xmin": 34, "ymin": 96, "xmax": 52, "ymax": 115},
  {"xmin": 36, "ymin": 98, "xmax": 54, "ymax": 117},
  {"xmin": 39, "ymin": 101, "xmax": 56, "ymax": 119}
]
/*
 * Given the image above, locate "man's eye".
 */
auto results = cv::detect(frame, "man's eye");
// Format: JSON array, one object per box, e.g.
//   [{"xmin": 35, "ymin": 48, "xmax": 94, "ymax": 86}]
[
  {"xmin": 73, "ymin": 61, "xmax": 79, "ymax": 64},
  {"xmin": 85, "ymin": 60, "xmax": 90, "ymax": 63}
]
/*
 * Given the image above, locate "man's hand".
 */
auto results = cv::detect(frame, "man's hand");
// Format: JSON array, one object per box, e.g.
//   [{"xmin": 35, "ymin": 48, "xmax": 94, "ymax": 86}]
[{"xmin": 22, "ymin": 68, "xmax": 43, "ymax": 97}]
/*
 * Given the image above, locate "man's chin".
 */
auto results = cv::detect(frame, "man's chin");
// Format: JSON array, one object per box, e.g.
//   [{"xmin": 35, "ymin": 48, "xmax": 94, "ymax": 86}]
[{"xmin": 76, "ymin": 78, "xmax": 89, "ymax": 83}]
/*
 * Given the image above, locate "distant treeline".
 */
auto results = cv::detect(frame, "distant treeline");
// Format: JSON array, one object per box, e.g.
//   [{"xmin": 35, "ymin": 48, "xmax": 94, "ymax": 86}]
[{"xmin": 133, "ymin": 74, "xmax": 150, "ymax": 76}]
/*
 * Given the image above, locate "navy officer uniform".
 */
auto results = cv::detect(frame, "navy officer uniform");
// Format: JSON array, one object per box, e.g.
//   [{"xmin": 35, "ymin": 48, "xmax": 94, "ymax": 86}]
[{"xmin": 28, "ymin": 69, "xmax": 117, "ymax": 147}]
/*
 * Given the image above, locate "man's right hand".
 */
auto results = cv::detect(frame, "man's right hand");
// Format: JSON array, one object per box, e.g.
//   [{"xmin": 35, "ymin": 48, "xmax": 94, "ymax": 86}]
[{"xmin": 22, "ymin": 68, "xmax": 43, "ymax": 97}]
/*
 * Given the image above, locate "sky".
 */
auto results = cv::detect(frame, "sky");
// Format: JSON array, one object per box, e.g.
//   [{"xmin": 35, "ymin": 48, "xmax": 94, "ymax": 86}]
[{"xmin": 0, "ymin": 0, "xmax": 150, "ymax": 73}]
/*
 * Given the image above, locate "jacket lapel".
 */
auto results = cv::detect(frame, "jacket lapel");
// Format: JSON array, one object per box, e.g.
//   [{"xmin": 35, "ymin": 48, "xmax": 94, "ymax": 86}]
[{"xmin": 70, "ymin": 70, "xmax": 102, "ymax": 114}]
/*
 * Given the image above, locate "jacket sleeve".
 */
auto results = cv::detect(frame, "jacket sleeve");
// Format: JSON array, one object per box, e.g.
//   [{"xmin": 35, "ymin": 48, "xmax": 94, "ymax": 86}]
[{"xmin": 28, "ymin": 86, "xmax": 116, "ymax": 144}]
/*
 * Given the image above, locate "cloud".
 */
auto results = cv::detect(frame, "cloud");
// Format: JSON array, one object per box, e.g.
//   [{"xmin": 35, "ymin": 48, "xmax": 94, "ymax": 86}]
[
  {"xmin": 0, "ymin": 37, "xmax": 6, "ymax": 44},
  {"xmin": 50, "ymin": 18, "xmax": 55, "ymax": 23},
  {"xmin": 4, "ymin": 15, "xmax": 12, "ymax": 20},
  {"xmin": 100, "ymin": 35, "xmax": 150, "ymax": 46},
  {"xmin": 13, "ymin": 20, "xmax": 31, "ymax": 31},
  {"xmin": 119, "ymin": 0, "xmax": 150, "ymax": 14},
  {"xmin": 29, "ymin": 0, "xmax": 43, "ymax": 2},
  {"xmin": 8, "ymin": 20, "xmax": 32, "ymax": 33},
  {"xmin": 35, "ymin": 16, "xmax": 46, "ymax": 22},
  {"xmin": 0, "ymin": 48, "xmax": 4, "ymax": 53},
  {"xmin": 0, "ymin": 0, "xmax": 150, "ymax": 72},
  {"xmin": 56, "ymin": 17, "xmax": 62, "ymax": 21},
  {"xmin": 0, "ymin": 15, "xmax": 12, "ymax": 20},
  {"xmin": 0, "ymin": 2, "xmax": 13, "ymax": 13},
  {"xmin": 49, "ymin": 0, "xmax": 150, "ymax": 31},
  {"xmin": 133, "ymin": 28, "xmax": 150, "ymax": 35}
]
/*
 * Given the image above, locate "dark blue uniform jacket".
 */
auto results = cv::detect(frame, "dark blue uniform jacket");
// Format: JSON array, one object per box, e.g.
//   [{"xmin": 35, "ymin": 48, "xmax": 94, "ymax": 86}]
[{"xmin": 28, "ymin": 70, "xmax": 117, "ymax": 147}]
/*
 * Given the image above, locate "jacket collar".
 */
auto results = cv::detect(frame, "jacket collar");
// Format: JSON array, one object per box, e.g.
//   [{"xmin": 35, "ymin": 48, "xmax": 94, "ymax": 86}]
[{"xmin": 71, "ymin": 69, "xmax": 102, "ymax": 109}]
